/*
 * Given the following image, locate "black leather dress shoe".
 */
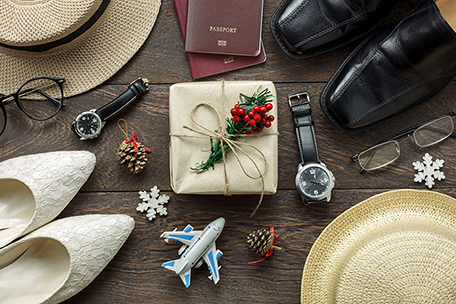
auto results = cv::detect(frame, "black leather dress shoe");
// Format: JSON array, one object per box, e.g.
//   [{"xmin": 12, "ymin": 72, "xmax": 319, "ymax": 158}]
[
  {"xmin": 270, "ymin": 0, "xmax": 399, "ymax": 59},
  {"xmin": 320, "ymin": 0, "xmax": 456, "ymax": 132}
]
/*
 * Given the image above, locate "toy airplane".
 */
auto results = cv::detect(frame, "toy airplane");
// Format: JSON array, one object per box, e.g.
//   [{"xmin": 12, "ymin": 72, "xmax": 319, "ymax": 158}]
[{"xmin": 161, "ymin": 217, "xmax": 225, "ymax": 288}]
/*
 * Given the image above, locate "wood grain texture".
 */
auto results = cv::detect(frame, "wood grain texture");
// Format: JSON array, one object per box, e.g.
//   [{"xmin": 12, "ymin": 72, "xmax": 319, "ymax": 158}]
[{"xmin": 0, "ymin": 0, "xmax": 455, "ymax": 303}]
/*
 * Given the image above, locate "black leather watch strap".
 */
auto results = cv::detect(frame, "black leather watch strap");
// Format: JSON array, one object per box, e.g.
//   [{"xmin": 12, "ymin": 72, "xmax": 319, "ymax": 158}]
[
  {"xmin": 288, "ymin": 92, "xmax": 320, "ymax": 165},
  {"xmin": 96, "ymin": 78, "xmax": 148, "ymax": 122}
]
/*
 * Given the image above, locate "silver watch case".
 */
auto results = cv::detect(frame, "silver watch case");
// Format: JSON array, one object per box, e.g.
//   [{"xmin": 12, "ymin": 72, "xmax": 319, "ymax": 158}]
[
  {"xmin": 72, "ymin": 109, "xmax": 105, "ymax": 140},
  {"xmin": 295, "ymin": 162, "xmax": 335, "ymax": 204}
]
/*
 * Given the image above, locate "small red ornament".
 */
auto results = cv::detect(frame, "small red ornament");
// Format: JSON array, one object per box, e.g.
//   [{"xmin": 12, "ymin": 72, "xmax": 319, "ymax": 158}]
[{"xmin": 247, "ymin": 227, "xmax": 282, "ymax": 264}]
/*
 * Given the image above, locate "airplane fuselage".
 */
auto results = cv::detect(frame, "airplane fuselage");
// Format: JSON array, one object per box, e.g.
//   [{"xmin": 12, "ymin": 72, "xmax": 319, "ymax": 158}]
[{"xmin": 169, "ymin": 218, "xmax": 223, "ymax": 275}]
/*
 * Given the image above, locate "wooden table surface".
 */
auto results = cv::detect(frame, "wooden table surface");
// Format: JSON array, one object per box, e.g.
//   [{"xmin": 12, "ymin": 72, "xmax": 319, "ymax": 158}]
[{"xmin": 3, "ymin": 0, "xmax": 456, "ymax": 303}]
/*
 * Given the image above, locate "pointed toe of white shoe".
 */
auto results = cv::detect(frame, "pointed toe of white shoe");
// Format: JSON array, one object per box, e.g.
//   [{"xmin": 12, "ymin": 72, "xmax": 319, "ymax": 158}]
[
  {"xmin": 0, "ymin": 151, "xmax": 96, "ymax": 248},
  {"xmin": 0, "ymin": 214, "xmax": 135, "ymax": 304}
]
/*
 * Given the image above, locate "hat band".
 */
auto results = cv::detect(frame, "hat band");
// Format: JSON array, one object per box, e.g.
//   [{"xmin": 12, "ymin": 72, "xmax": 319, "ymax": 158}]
[{"xmin": 0, "ymin": 0, "xmax": 110, "ymax": 53}]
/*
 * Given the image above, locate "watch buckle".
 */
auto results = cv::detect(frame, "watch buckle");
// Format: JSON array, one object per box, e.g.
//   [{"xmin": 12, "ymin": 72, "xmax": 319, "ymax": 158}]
[
  {"xmin": 130, "ymin": 77, "xmax": 150, "ymax": 89},
  {"xmin": 288, "ymin": 92, "xmax": 310, "ymax": 108}
]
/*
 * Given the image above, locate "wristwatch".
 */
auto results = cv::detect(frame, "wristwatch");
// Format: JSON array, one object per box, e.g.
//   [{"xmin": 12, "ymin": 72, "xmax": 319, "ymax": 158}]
[
  {"xmin": 71, "ymin": 78, "xmax": 149, "ymax": 140},
  {"xmin": 289, "ymin": 91, "xmax": 335, "ymax": 205}
]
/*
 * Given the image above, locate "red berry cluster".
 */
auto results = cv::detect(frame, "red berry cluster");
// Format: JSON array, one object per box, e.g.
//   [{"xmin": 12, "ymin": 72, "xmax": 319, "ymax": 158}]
[{"xmin": 230, "ymin": 103, "xmax": 275, "ymax": 134}]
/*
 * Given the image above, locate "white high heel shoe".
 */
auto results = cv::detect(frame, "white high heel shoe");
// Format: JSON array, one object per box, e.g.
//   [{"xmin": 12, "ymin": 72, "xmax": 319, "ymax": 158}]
[
  {"xmin": 0, "ymin": 151, "xmax": 96, "ymax": 248},
  {"xmin": 0, "ymin": 214, "xmax": 135, "ymax": 304}
]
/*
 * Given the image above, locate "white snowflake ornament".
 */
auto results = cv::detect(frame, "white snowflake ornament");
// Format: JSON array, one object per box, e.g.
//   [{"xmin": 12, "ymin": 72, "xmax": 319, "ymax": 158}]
[
  {"xmin": 412, "ymin": 153, "xmax": 445, "ymax": 189},
  {"xmin": 136, "ymin": 186, "xmax": 170, "ymax": 221}
]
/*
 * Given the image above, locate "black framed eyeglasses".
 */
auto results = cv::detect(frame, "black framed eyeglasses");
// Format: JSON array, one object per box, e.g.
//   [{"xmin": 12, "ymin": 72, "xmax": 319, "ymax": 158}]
[
  {"xmin": 351, "ymin": 112, "xmax": 456, "ymax": 173},
  {"xmin": 0, "ymin": 77, "xmax": 65, "ymax": 137}
]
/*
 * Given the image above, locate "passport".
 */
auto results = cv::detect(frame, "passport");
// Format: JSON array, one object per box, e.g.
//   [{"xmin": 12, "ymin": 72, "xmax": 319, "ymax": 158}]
[
  {"xmin": 184, "ymin": 0, "xmax": 264, "ymax": 56},
  {"xmin": 174, "ymin": 0, "xmax": 266, "ymax": 79}
]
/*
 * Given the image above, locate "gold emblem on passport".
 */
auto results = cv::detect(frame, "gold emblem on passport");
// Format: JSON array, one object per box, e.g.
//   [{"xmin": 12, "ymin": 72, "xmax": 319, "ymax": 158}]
[{"xmin": 223, "ymin": 57, "xmax": 234, "ymax": 64}]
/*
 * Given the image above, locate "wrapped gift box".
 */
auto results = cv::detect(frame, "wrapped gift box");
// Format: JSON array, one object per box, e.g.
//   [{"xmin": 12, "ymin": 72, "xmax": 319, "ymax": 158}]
[{"xmin": 169, "ymin": 81, "xmax": 278, "ymax": 195}]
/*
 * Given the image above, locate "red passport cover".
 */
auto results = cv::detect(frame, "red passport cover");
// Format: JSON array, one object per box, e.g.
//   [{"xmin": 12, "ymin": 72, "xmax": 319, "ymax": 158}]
[
  {"xmin": 184, "ymin": 0, "xmax": 264, "ymax": 56},
  {"xmin": 174, "ymin": 0, "xmax": 266, "ymax": 79}
]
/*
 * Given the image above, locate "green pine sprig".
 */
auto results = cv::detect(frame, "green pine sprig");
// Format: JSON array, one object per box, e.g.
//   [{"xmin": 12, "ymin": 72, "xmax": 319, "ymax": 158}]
[{"xmin": 191, "ymin": 87, "xmax": 274, "ymax": 173}]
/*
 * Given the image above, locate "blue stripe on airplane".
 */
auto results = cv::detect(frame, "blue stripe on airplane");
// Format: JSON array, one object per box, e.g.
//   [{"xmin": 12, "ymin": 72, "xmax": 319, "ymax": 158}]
[
  {"xmin": 185, "ymin": 274, "xmax": 190, "ymax": 287},
  {"xmin": 208, "ymin": 251, "xmax": 217, "ymax": 278},
  {"xmin": 162, "ymin": 261, "xmax": 175, "ymax": 268},
  {"xmin": 169, "ymin": 234, "xmax": 194, "ymax": 240}
]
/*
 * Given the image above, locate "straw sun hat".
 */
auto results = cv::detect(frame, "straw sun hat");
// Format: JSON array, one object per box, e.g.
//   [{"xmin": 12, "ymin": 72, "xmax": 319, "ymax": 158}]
[
  {"xmin": 0, "ymin": 0, "xmax": 161, "ymax": 97},
  {"xmin": 301, "ymin": 189, "xmax": 456, "ymax": 303}
]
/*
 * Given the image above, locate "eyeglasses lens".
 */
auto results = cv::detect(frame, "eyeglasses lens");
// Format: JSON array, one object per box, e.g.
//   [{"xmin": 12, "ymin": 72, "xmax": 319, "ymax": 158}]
[
  {"xmin": 18, "ymin": 78, "xmax": 63, "ymax": 120},
  {"xmin": 413, "ymin": 116, "xmax": 454, "ymax": 147},
  {"xmin": 358, "ymin": 141, "xmax": 400, "ymax": 171}
]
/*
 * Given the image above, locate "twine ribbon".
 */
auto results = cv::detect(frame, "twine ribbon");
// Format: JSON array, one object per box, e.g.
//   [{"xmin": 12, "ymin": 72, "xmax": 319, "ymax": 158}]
[
  {"xmin": 118, "ymin": 118, "xmax": 151, "ymax": 153},
  {"xmin": 171, "ymin": 102, "xmax": 274, "ymax": 218},
  {"xmin": 248, "ymin": 227, "xmax": 280, "ymax": 264}
]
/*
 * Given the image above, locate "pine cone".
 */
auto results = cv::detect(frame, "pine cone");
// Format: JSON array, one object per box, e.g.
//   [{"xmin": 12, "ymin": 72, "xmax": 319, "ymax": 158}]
[
  {"xmin": 247, "ymin": 227, "xmax": 280, "ymax": 257},
  {"xmin": 117, "ymin": 140, "xmax": 148, "ymax": 174}
]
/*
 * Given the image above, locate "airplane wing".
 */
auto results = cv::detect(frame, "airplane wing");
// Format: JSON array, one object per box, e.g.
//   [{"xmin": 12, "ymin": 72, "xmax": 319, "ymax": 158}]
[
  {"xmin": 160, "ymin": 225, "xmax": 202, "ymax": 246},
  {"xmin": 202, "ymin": 242, "xmax": 222, "ymax": 284}
]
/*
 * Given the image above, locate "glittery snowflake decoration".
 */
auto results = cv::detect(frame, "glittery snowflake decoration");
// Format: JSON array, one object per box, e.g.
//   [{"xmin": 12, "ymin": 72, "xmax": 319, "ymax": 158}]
[
  {"xmin": 412, "ymin": 153, "xmax": 445, "ymax": 189},
  {"xmin": 137, "ymin": 186, "xmax": 170, "ymax": 221}
]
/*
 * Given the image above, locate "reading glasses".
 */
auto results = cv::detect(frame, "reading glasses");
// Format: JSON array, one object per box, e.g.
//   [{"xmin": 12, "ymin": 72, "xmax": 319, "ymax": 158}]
[{"xmin": 352, "ymin": 112, "xmax": 456, "ymax": 173}]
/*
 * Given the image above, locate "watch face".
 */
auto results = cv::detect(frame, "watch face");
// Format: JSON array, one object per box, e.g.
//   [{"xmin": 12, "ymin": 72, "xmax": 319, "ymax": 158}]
[
  {"xmin": 297, "ymin": 166, "xmax": 331, "ymax": 199},
  {"xmin": 75, "ymin": 112, "xmax": 102, "ymax": 138}
]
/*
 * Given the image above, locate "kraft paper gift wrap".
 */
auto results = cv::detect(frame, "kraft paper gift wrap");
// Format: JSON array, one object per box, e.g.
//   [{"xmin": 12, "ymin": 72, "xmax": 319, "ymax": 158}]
[{"xmin": 169, "ymin": 81, "xmax": 278, "ymax": 195}]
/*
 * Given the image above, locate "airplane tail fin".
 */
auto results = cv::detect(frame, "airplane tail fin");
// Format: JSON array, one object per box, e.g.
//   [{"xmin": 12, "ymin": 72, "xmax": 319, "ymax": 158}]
[
  {"xmin": 162, "ymin": 259, "xmax": 180, "ymax": 272},
  {"xmin": 162, "ymin": 260, "xmax": 192, "ymax": 288},
  {"xmin": 179, "ymin": 269, "xmax": 192, "ymax": 288}
]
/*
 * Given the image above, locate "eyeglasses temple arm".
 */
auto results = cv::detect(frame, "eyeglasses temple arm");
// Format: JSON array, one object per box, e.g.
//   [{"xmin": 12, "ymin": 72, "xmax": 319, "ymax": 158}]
[
  {"xmin": 36, "ymin": 90, "xmax": 65, "ymax": 107},
  {"xmin": 0, "ymin": 95, "xmax": 14, "ymax": 104},
  {"xmin": 19, "ymin": 88, "xmax": 65, "ymax": 108},
  {"xmin": 372, "ymin": 113, "xmax": 456, "ymax": 144}
]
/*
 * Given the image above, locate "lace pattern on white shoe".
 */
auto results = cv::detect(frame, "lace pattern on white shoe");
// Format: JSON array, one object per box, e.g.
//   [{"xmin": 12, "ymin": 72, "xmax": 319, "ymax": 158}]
[
  {"xmin": 10, "ymin": 214, "xmax": 135, "ymax": 304},
  {"xmin": 0, "ymin": 151, "xmax": 96, "ymax": 237}
]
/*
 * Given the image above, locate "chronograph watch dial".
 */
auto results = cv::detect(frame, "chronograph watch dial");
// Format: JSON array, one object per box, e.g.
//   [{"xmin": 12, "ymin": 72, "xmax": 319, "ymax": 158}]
[
  {"xmin": 71, "ymin": 78, "xmax": 149, "ymax": 140},
  {"xmin": 289, "ymin": 91, "xmax": 335, "ymax": 204}
]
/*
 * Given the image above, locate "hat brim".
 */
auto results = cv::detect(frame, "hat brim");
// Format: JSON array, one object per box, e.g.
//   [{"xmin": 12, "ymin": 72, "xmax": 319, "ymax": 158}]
[
  {"xmin": 301, "ymin": 189, "xmax": 456, "ymax": 303},
  {"xmin": 0, "ymin": 0, "xmax": 161, "ymax": 97}
]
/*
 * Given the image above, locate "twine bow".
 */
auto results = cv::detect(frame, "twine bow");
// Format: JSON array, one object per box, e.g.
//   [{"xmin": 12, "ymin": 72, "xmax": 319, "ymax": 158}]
[
  {"xmin": 118, "ymin": 119, "xmax": 151, "ymax": 153},
  {"xmin": 248, "ymin": 227, "xmax": 281, "ymax": 264},
  {"xmin": 175, "ymin": 102, "xmax": 270, "ymax": 218}
]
